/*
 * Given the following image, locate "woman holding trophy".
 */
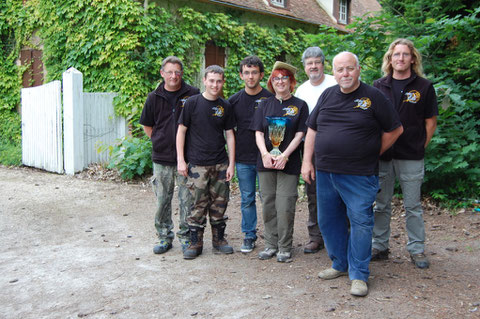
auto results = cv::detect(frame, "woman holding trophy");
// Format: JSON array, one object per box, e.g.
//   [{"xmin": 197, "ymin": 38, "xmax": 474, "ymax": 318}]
[{"xmin": 251, "ymin": 61, "xmax": 309, "ymax": 262}]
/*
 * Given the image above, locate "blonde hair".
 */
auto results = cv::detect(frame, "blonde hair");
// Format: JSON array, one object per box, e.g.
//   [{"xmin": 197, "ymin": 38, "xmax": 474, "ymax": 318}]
[{"xmin": 381, "ymin": 38, "xmax": 424, "ymax": 77}]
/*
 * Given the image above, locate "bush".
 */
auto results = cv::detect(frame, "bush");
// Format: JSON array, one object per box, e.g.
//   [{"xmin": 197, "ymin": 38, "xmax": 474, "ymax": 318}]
[
  {"xmin": 0, "ymin": 110, "xmax": 22, "ymax": 166},
  {"xmin": 106, "ymin": 136, "xmax": 152, "ymax": 180}
]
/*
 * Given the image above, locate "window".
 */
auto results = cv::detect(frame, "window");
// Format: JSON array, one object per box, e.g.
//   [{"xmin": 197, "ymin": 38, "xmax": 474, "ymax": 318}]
[
  {"xmin": 270, "ymin": 0, "xmax": 286, "ymax": 8},
  {"xmin": 339, "ymin": 0, "xmax": 348, "ymax": 24},
  {"xmin": 21, "ymin": 49, "xmax": 44, "ymax": 88}
]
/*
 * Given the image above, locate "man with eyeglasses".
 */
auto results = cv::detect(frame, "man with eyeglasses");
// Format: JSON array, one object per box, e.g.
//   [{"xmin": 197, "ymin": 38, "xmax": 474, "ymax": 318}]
[
  {"xmin": 371, "ymin": 39, "xmax": 438, "ymax": 269},
  {"xmin": 140, "ymin": 56, "xmax": 200, "ymax": 255},
  {"xmin": 228, "ymin": 56, "xmax": 273, "ymax": 253},
  {"xmin": 295, "ymin": 47, "xmax": 337, "ymax": 255},
  {"xmin": 302, "ymin": 52, "xmax": 403, "ymax": 296}
]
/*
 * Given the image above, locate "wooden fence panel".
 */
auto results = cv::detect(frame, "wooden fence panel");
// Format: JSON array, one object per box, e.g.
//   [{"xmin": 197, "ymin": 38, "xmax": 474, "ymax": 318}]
[
  {"xmin": 21, "ymin": 81, "xmax": 63, "ymax": 173},
  {"xmin": 83, "ymin": 93, "xmax": 126, "ymax": 167}
]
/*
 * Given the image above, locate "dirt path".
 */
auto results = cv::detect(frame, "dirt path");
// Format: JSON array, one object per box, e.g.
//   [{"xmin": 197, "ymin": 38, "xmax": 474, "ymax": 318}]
[{"xmin": 1, "ymin": 166, "xmax": 479, "ymax": 318}]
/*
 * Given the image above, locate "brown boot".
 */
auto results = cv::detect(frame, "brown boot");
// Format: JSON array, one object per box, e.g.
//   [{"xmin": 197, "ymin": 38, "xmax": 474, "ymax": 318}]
[
  {"xmin": 211, "ymin": 223, "xmax": 233, "ymax": 254},
  {"xmin": 183, "ymin": 227, "xmax": 204, "ymax": 260}
]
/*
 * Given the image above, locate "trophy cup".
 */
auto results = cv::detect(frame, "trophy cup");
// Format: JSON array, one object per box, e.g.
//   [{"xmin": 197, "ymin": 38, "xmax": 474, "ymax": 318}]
[{"xmin": 266, "ymin": 117, "xmax": 289, "ymax": 156}]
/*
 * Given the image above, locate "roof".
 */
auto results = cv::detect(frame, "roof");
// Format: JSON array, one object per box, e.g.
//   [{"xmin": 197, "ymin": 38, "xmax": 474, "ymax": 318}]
[{"xmin": 200, "ymin": 0, "xmax": 381, "ymax": 30}]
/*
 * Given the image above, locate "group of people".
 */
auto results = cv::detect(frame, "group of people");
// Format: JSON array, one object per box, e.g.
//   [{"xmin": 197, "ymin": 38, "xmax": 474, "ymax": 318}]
[{"xmin": 139, "ymin": 38, "xmax": 438, "ymax": 297}]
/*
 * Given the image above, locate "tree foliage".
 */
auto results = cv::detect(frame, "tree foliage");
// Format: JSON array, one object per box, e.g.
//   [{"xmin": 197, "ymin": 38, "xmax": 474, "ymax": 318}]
[
  {"xmin": 1, "ymin": 0, "xmax": 479, "ymax": 199},
  {"xmin": 308, "ymin": 2, "xmax": 480, "ymax": 202}
]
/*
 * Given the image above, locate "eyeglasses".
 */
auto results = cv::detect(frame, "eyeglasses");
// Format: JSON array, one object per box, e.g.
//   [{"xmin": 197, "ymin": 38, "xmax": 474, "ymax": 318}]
[
  {"xmin": 334, "ymin": 66, "xmax": 357, "ymax": 74},
  {"xmin": 163, "ymin": 70, "xmax": 182, "ymax": 77},
  {"xmin": 242, "ymin": 71, "xmax": 260, "ymax": 76},
  {"xmin": 272, "ymin": 76, "xmax": 289, "ymax": 82}
]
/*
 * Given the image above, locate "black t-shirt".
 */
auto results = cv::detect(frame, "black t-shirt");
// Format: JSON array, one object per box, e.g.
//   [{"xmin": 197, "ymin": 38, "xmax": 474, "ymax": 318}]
[
  {"xmin": 164, "ymin": 89, "xmax": 181, "ymax": 110},
  {"xmin": 251, "ymin": 95, "xmax": 309, "ymax": 175},
  {"xmin": 178, "ymin": 94, "xmax": 235, "ymax": 166},
  {"xmin": 391, "ymin": 78, "xmax": 409, "ymax": 107},
  {"xmin": 229, "ymin": 88, "xmax": 273, "ymax": 165},
  {"xmin": 306, "ymin": 82, "xmax": 401, "ymax": 175},
  {"xmin": 374, "ymin": 73, "xmax": 439, "ymax": 161}
]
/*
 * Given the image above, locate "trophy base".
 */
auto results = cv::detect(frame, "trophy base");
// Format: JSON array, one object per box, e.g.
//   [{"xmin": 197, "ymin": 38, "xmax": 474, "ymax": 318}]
[{"xmin": 270, "ymin": 148, "xmax": 282, "ymax": 156}]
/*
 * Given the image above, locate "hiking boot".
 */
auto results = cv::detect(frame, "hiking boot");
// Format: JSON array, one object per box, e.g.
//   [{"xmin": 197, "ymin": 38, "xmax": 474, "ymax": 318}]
[
  {"xmin": 240, "ymin": 238, "xmax": 256, "ymax": 253},
  {"xmin": 318, "ymin": 267, "xmax": 348, "ymax": 280},
  {"xmin": 258, "ymin": 248, "xmax": 277, "ymax": 260},
  {"xmin": 211, "ymin": 223, "xmax": 233, "ymax": 254},
  {"xmin": 153, "ymin": 239, "xmax": 172, "ymax": 254},
  {"xmin": 276, "ymin": 251, "xmax": 292, "ymax": 263},
  {"xmin": 371, "ymin": 248, "xmax": 389, "ymax": 261},
  {"xmin": 350, "ymin": 280, "xmax": 368, "ymax": 297},
  {"xmin": 183, "ymin": 227, "xmax": 204, "ymax": 260},
  {"xmin": 304, "ymin": 240, "xmax": 324, "ymax": 254},
  {"xmin": 410, "ymin": 253, "xmax": 430, "ymax": 269},
  {"xmin": 179, "ymin": 238, "xmax": 191, "ymax": 253}
]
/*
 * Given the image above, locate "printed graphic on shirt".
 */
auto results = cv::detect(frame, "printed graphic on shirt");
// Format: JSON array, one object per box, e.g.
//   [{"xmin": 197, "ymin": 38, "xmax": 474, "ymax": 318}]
[
  {"xmin": 180, "ymin": 96, "xmax": 191, "ymax": 107},
  {"xmin": 403, "ymin": 90, "xmax": 420, "ymax": 104},
  {"xmin": 212, "ymin": 105, "xmax": 225, "ymax": 117},
  {"xmin": 353, "ymin": 97, "xmax": 372, "ymax": 110},
  {"xmin": 254, "ymin": 97, "xmax": 269, "ymax": 109},
  {"xmin": 283, "ymin": 105, "xmax": 298, "ymax": 116}
]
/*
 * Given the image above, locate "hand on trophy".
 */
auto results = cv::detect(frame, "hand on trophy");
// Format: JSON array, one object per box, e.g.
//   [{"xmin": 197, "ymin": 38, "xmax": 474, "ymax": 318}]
[
  {"xmin": 261, "ymin": 152, "xmax": 276, "ymax": 169},
  {"xmin": 273, "ymin": 154, "xmax": 288, "ymax": 170}
]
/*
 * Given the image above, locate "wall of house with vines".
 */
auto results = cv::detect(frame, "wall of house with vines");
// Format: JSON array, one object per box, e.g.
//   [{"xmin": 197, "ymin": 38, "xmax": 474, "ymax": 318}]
[{"xmin": 1, "ymin": 0, "xmax": 311, "ymax": 140}]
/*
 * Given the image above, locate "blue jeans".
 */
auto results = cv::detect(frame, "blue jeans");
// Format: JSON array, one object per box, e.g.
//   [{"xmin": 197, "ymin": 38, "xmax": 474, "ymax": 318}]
[
  {"xmin": 236, "ymin": 163, "xmax": 258, "ymax": 240},
  {"xmin": 316, "ymin": 171, "xmax": 379, "ymax": 282}
]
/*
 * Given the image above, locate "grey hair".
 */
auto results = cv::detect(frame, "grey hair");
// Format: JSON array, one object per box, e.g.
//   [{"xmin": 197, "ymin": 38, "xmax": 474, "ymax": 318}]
[
  {"xmin": 301, "ymin": 47, "xmax": 325, "ymax": 65},
  {"xmin": 161, "ymin": 56, "xmax": 184, "ymax": 71},
  {"xmin": 332, "ymin": 52, "xmax": 360, "ymax": 70}
]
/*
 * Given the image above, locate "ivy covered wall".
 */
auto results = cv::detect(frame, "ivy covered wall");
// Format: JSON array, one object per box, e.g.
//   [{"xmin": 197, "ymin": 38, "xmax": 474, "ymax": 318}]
[{"xmin": 1, "ymin": 0, "xmax": 312, "ymax": 135}]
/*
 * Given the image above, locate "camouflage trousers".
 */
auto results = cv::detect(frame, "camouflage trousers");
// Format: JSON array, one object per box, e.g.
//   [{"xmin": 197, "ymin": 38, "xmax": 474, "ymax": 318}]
[
  {"xmin": 152, "ymin": 163, "xmax": 193, "ymax": 243},
  {"xmin": 186, "ymin": 163, "xmax": 230, "ymax": 228}
]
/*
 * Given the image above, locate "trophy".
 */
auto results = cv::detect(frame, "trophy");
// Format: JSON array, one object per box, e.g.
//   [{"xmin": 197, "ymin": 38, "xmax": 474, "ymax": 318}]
[{"xmin": 266, "ymin": 117, "xmax": 289, "ymax": 156}]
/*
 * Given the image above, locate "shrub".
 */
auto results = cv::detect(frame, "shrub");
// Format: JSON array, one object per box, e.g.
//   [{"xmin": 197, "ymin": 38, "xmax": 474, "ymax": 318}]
[{"xmin": 106, "ymin": 136, "xmax": 152, "ymax": 180}]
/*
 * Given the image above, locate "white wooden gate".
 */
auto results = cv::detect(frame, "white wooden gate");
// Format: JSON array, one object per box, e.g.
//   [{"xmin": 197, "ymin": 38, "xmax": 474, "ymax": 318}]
[
  {"xmin": 21, "ymin": 80, "xmax": 64, "ymax": 173},
  {"xmin": 21, "ymin": 68, "xmax": 127, "ymax": 174},
  {"xmin": 83, "ymin": 92, "xmax": 126, "ymax": 165}
]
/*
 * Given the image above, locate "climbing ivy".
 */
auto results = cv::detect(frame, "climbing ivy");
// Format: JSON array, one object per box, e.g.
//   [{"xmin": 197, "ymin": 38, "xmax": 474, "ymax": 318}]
[{"xmin": 4, "ymin": 1, "xmax": 306, "ymax": 130}]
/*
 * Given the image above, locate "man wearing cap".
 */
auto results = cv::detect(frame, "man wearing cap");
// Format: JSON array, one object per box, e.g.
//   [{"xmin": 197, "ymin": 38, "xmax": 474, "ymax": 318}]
[
  {"xmin": 302, "ymin": 52, "xmax": 403, "ymax": 296},
  {"xmin": 295, "ymin": 46, "xmax": 337, "ymax": 254}
]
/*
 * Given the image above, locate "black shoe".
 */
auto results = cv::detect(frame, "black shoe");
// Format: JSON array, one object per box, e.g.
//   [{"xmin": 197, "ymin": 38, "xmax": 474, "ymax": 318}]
[
  {"xmin": 410, "ymin": 253, "xmax": 430, "ymax": 269},
  {"xmin": 304, "ymin": 241, "xmax": 324, "ymax": 254},
  {"xmin": 371, "ymin": 248, "xmax": 389, "ymax": 261},
  {"xmin": 240, "ymin": 238, "xmax": 256, "ymax": 253}
]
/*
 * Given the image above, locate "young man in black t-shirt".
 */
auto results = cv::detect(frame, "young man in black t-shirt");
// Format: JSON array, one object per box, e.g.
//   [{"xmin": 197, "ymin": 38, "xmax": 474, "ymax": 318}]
[
  {"xmin": 229, "ymin": 56, "xmax": 273, "ymax": 253},
  {"xmin": 177, "ymin": 65, "xmax": 236, "ymax": 259}
]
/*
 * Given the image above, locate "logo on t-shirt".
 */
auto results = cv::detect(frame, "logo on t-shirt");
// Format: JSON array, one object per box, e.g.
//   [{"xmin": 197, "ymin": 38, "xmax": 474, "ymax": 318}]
[
  {"xmin": 180, "ymin": 96, "xmax": 190, "ymax": 107},
  {"xmin": 353, "ymin": 98, "xmax": 372, "ymax": 110},
  {"xmin": 283, "ymin": 105, "xmax": 298, "ymax": 116},
  {"xmin": 212, "ymin": 105, "xmax": 225, "ymax": 117},
  {"xmin": 254, "ymin": 97, "xmax": 268, "ymax": 109},
  {"xmin": 403, "ymin": 90, "xmax": 421, "ymax": 104}
]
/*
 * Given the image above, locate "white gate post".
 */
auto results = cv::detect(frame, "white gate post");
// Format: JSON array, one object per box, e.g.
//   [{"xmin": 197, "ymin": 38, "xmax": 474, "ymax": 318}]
[{"xmin": 63, "ymin": 67, "xmax": 84, "ymax": 175}]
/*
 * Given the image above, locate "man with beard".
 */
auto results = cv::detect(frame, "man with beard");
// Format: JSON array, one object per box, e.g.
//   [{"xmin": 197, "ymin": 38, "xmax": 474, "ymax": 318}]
[{"xmin": 295, "ymin": 47, "xmax": 337, "ymax": 254}]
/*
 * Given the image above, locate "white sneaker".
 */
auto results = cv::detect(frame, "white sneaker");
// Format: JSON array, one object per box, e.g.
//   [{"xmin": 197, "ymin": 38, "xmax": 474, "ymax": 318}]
[
  {"xmin": 350, "ymin": 280, "xmax": 368, "ymax": 296},
  {"xmin": 318, "ymin": 267, "xmax": 348, "ymax": 280}
]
